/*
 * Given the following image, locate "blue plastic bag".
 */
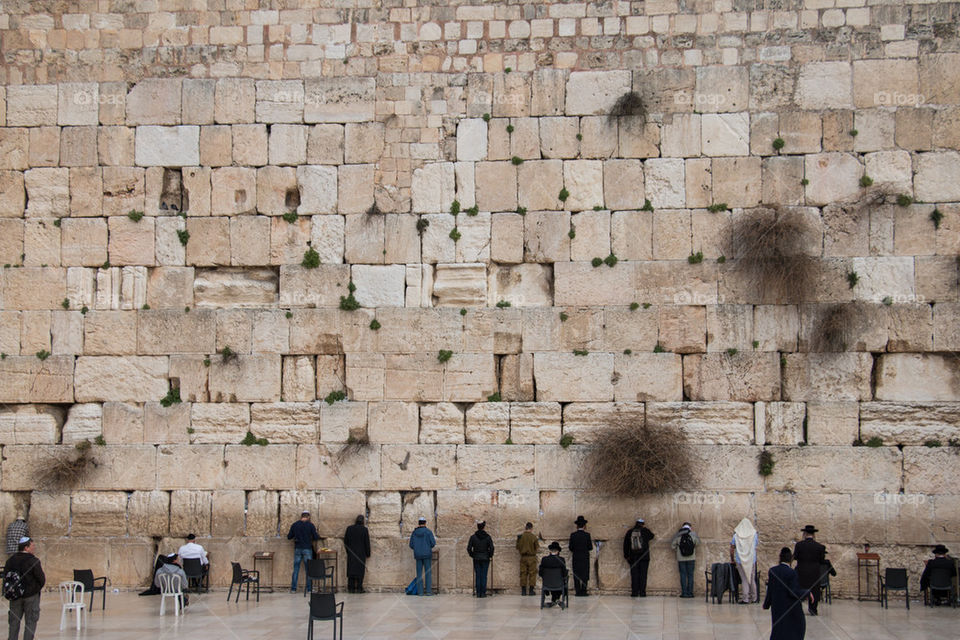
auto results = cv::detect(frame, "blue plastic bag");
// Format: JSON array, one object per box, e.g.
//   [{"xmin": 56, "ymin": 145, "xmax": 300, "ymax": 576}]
[{"xmin": 405, "ymin": 577, "xmax": 419, "ymax": 595}]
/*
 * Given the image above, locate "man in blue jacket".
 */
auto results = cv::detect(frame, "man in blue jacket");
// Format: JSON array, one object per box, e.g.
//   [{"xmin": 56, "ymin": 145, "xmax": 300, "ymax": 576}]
[
  {"xmin": 287, "ymin": 511, "xmax": 320, "ymax": 592},
  {"xmin": 409, "ymin": 516, "xmax": 436, "ymax": 595}
]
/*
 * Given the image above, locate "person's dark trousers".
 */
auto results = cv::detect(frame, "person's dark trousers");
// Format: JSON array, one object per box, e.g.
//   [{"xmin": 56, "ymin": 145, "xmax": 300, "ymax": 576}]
[
  {"xmin": 347, "ymin": 575, "xmax": 365, "ymax": 593},
  {"xmin": 8, "ymin": 593, "xmax": 40, "ymax": 640},
  {"xmin": 678, "ymin": 560, "xmax": 695, "ymax": 597},
  {"xmin": 473, "ymin": 559, "xmax": 489, "ymax": 597},
  {"xmin": 573, "ymin": 574, "xmax": 588, "ymax": 596},
  {"xmin": 809, "ymin": 584, "xmax": 822, "ymax": 614},
  {"xmin": 630, "ymin": 558, "xmax": 650, "ymax": 596}
]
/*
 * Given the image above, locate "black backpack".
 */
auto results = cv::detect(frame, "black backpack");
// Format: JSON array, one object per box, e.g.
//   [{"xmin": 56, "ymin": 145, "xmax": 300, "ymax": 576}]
[
  {"xmin": 3, "ymin": 570, "xmax": 25, "ymax": 601},
  {"xmin": 678, "ymin": 532, "xmax": 695, "ymax": 557}
]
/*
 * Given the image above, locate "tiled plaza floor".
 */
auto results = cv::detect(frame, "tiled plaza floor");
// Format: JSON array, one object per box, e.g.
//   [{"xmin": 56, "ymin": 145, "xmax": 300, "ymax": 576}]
[{"xmin": 8, "ymin": 590, "xmax": 958, "ymax": 639}]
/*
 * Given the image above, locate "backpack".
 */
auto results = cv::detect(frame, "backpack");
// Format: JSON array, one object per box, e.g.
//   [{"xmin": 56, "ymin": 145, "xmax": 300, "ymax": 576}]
[
  {"xmin": 3, "ymin": 570, "xmax": 25, "ymax": 601},
  {"xmin": 678, "ymin": 532, "xmax": 695, "ymax": 557},
  {"xmin": 630, "ymin": 529, "xmax": 647, "ymax": 554}
]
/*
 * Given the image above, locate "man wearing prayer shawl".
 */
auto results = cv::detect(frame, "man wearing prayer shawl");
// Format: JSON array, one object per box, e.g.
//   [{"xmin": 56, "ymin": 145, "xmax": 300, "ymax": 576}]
[{"xmin": 730, "ymin": 518, "xmax": 759, "ymax": 603}]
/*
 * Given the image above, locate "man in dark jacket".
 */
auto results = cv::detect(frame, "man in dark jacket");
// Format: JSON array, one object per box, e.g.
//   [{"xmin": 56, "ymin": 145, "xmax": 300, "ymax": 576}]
[
  {"xmin": 539, "ymin": 541, "xmax": 568, "ymax": 608},
  {"xmin": 467, "ymin": 520, "xmax": 495, "ymax": 598},
  {"xmin": 763, "ymin": 547, "xmax": 809, "ymax": 640},
  {"xmin": 344, "ymin": 515, "xmax": 371, "ymax": 593},
  {"xmin": 287, "ymin": 510, "xmax": 320, "ymax": 593},
  {"xmin": 793, "ymin": 525, "xmax": 826, "ymax": 615},
  {"xmin": 409, "ymin": 516, "xmax": 436, "ymax": 595},
  {"xmin": 920, "ymin": 544, "xmax": 957, "ymax": 605},
  {"xmin": 623, "ymin": 518, "xmax": 655, "ymax": 597},
  {"xmin": 4, "ymin": 537, "xmax": 45, "ymax": 640},
  {"xmin": 569, "ymin": 515, "xmax": 592, "ymax": 596}
]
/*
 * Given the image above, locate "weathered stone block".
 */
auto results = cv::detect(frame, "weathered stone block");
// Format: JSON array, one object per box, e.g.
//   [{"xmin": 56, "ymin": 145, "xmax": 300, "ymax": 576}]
[
  {"xmin": 6, "ymin": 85, "xmax": 57, "ymax": 126},
  {"xmin": 351, "ymin": 265, "xmax": 405, "ymax": 307},
  {"xmin": 795, "ymin": 62, "xmax": 853, "ymax": 110},
  {"xmin": 367, "ymin": 402, "xmax": 419, "ymax": 444},
  {"xmin": 644, "ymin": 158, "xmax": 685, "ymax": 207},
  {"xmin": 683, "ymin": 353, "xmax": 781, "ymax": 401},
  {"xmin": 611, "ymin": 353, "xmax": 682, "ymax": 401},
  {"xmin": 107, "ymin": 216, "xmax": 155, "ymax": 266},
  {"xmin": 380, "ymin": 445, "xmax": 456, "ymax": 490},
  {"xmin": 137, "ymin": 309, "xmax": 216, "ymax": 354},
  {"xmin": 74, "ymin": 356, "xmax": 168, "ymax": 402},
  {"xmin": 553, "ymin": 261, "xmax": 634, "ymax": 306},
  {"xmin": 475, "ymin": 162, "xmax": 517, "ymax": 212},
  {"xmin": 915, "ymin": 152, "xmax": 960, "ymax": 202},
  {"xmin": 509, "ymin": 402, "xmax": 561, "ymax": 444},
  {"xmin": 134, "ymin": 126, "xmax": 199, "ymax": 167},
  {"xmin": 487, "ymin": 264, "xmax": 552, "ymax": 308},
  {"xmin": 701, "ymin": 113, "xmax": 749, "ymax": 156},
  {"xmin": 783, "ymin": 353, "xmax": 873, "ymax": 402},
  {"xmin": 533, "ymin": 352, "xmax": 614, "ymax": 401},
  {"xmin": 304, "ymin": 77, "xmax": 376, "ymax": 123},
  {"xmin": 646, "ymin": 402, "xmax": 754, "ymax": 444},
  {"xmin": 24, "ymin": 168, "xmax": 69, "ymax": 218},
  {"xmin": 208, "ymin": 354, "xmax": 281, "ymax": 403},
  {"xmin": 419, "ymin": 402, "xmax": 465, "ymax": 444},
  {"xmin": 875, "ymin": 354, "xmax": 960, "ymax": 402},
  {"xmin": 250, "ymin": 402, "xmax": 318, "ymax": 443},
  {"xmin": 456, "ymin": 445, "xmax": 535, "ymax": 489},
  {"xmin": 565, "ymin": 71, "xmax": 632, "ymax": 116},
  {"xmin": 767, "ymin": 446, "xmax": 901, "ymax": 493}
]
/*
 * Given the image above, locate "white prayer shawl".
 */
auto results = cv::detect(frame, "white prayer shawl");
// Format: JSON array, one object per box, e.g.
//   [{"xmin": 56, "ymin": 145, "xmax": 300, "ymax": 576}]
[{"xmin": 733, "ymin": 518, "xmax": 758, "ymax": 569}]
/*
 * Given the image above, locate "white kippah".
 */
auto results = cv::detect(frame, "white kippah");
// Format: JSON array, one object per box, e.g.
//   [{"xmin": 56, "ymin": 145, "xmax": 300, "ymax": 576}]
[{"xmin": 18, "ymin": 536, "xmax": 30, "ymax": 544}]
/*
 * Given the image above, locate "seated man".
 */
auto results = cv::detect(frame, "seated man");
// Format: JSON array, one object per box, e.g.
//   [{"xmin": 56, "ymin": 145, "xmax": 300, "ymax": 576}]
[
  {"xmin": 539, "ymin": 541, "xmax": 568, "ymax": 608},
  {"xmin": 177, "ymin": 533, "xmax": 209, "ymax": 588},
  {"xmin": 920, "ymin": 544, "xmax": 957, "ymax": 605},
  {"xmin": 154, "ymin": 554, "xmax": 189, "ymax": 606}
]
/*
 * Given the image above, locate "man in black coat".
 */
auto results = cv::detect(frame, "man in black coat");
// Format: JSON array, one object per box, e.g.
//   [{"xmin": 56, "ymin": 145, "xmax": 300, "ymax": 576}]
[
  {"xmin": 343, "ymin": 515, "xmax": 371, "ymax": 593},
  {"xmin": 569, "ymin": 515, "xmax": 592, "ymax": 596},
  {"xmin": 467, "ymin": 520, "xmax": 495, "ymax": 598},
  {"xmin": 623, "ymin": 518, "xmax": 655, "ymax": 597},
  {"xmin": 920, "ymin": 544, "xmax": 957, "ymax": 605},
  {"xmin": 763, "ymin": 547, "xmax": 809, "ymax": 640},
  {"xmin": 793, "ymin": 525, "xmax": 826, "ymax": 615},
  {"xmin": 3, "ymin": 537, "xmax": 45, "ymax": 640},
  {"xmin": 539, "ymin": 541, "xmax": 568, "ymax": 608}
]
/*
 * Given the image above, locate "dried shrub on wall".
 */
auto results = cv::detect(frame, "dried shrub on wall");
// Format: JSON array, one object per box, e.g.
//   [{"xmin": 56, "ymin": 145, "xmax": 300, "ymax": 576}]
[
  {"xmin": 335, "ymin": 432, "xmax": 371, "ymax": 466},
  {"xmin": 608, "ymin": 91, "xmax": 647, "ymax": 125},
  {"xmin": 585, "ymin": 417, "xmax": 692, "ymax": 496},
  {"xmin": 725, "ymin": 206, "xmax": 818, "ymax": 304},
  {"xmin": 811, "ymin": 303, "xmax": 865, "ymax": 352},
  {"xmin": 35, "ymin": 441, "xmax": 98, "ymax": 489}
]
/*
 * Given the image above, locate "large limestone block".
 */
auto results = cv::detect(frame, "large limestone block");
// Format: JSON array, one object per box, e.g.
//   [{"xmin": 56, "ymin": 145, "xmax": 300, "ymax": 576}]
[
  {"xmin": 383, "ymin": 354, "xmax": 442, "ymax": 401},
  {"xmin": 569, "ymin": 210, "xmax": 610, "ymax": 262},
  {"xmin": 683, "ymin": 353, "xmax": 781, "ymax": 402},
  {"xmin": 603, "ymin": 159, "xmax": 644, "ymax": 210},
  {"xmin": 646, "ymin": 402, "xmax": 754, "ymax": 444},
  {"xmin": 211, "ymin": 167, "xmax": 256, "ymax": 215},
  {"xmin": 0, "ymin": 405, "xmax": 62, "ymax": 444},
  {"xmin": 562, "ymin": 402, "xmax": 645, "ymax": 445},
  {"xmin": 208, "ymin": 354, "xmax": 281, "ymax": 403},
  {"xmin": 456, "ymin": 445, "xmax": 535, "ymax": 490},
  {"xmin": 6, "ymin": 85, "xmax": 57, "ymax": 126},
  {"xmin": 338, "ymin": 165, "xmax": 375, "ymax": 214},
  {"xmin": 562, "ymin": 160, "xmax": 604, "ymax": 211},
  {"xmin": 765, "ymin": 446, "xmax": 901, "ymax": 493},
  {"xmin": 411, "ymin": 163, "xmax": 455, "ymax": 214},
  {"xmin": 795, "ymin": 62, "xmax": 853, "ymax": 110},
  {"xmin": 135, "ymin": 126, "xmax": 199, "ymax": 167},
  {"xmin": 915, "ymin": 152, "xmax": 960, "ymax": 202},
  {"xmin": 368, "ymin": 402, "xmax": 419, "ymax": 444},
  {"xmin": 553, "ymin": 261, "xmax": 634, "ymax": 306},
  {"xmin": 487, "ymin": 264, "xmax": 552, "ymax": 308},
  {"xmin": 510, "ymin": 402, "xmax": 561, "ymax": 444},
  {"xmin": 757, "ymin": 401, "xmax": 805, "ymax": 446},
  {"xmin": 255, "ymin": 80, "xmax": 303, "ymax": 123},
  {"xmin": 125, "ymin": 79, "xmax": 181, "ymax": 125},
  {"xmin": 456, "ymin": 119, "xmax": 487, "ymax": 162},
  {"xmin": 518, "ymin": 160, "xmax": 563, "ymax": 211},
  {"xmin": 432, "ymin": 263, "xmax": 487, "ymax": 306},
  {"xmin": 250, "ymin": 402, "xmax": 319, "ymax": 444},
  {"xmin": 107, "ymin": 216, "xmax": 155, "ymax": 266},
  {"xmin": 853, "ymin": 59, "xmax": 919, "ymax": 109},
  {"xmin": 611, "ymin": 210, "xmax": 653, "ymax": 261},
  {"xmin": 193, "ymin": 267, "xmax": 277, "ymax": 308},
  {"xmin": 374, "ymin": 308, "xmax": 462, "ymax": 353},
  {"xmin": 805, "ymin": 402, "xmax": 859, "ymax": 445},
  {"xmin": 695, "ymin": 66, "xmax": 748, "ymax": 113},
  {"xmin": 0, "ymin": 355, "xmax": 73, "ymax": 403},
  {"xmin": 523, "ymin": 211, "xmax": 571, "ymax": 263},
  {"xmin": 804, "ymin": 153, "xmax": 863, "ymax": 205},
  {"xmin": 565, "ymin": 71, "xmax": 632, "ymax": 116},
  {"xmin": 61, "ymin": 403, "xmax": 102, "ymax": 444},
  {"xmin": 27, "ymin": 492, "xmax": 69, "ymax": 536},
  {"xmin": 601, "ymin": 309, "xmax": 658, "ymax": 352},
  {"xmin": 465, "ymin": 403, "xmax": 510, "ymax": 444},
  {"xmin": 0, "ymin": 129, "xmax": 29, "ymax": 170},
  {"xmin": 875, "ymin": 354, "xmax": 960, "ymax": 402},
  {"xmin": 137, "ymin": 309, "xmax": 216, "ymax": 354},
  {"xmin": 644, "ymin": 158, "xmax": 685, "ymax": 208},
  {"xmin": 352, "ymin": 265, "xmax": 405, "ymax": 307},
  {"xmin": 282, "ymin": 355, "xmax": 315, "ymax": 402},
  {"xmin": 860, "ymin": 403, "xmax": 960, "ymax": 446},
  {"xmin": 659, "ymin": 305, "xmax": 707, "ymax": 354},
  {"xmin": 256, "ymin": 166, "xmax": 298, "ymax": 215},
  {"xmin": 143, "ymin": 401, "xmax": 190, "ymax": 444},
  {"xmin": 70, "ymin": 492, "xmax": 128, "ymax": 536},
  {"xmin": 850, "ymin": 257, "xmax": 915, "ymax": 304},
  {"xmin": 443, "ymin": 353, "xmax": 496, "ymax": 402},
  {"xmin": 303, "ymin": 77, "xmax": 376, "ymax": 123},
  {"xmin": 533, "ymin": 352, "xmax": 614, "ymax": 402},
  {"xmin": 613, "ymin": 353, "xmax": 682, "ymax": 401},
  {"xmin": 24, "ymin": 167, "xmax": 69, "ymax": 217},
  {"xmin": 380, "ymin": 445, "xmax": 456, "ymax": 490},
  {"xmin": 8, "ymin": 444, "xmax": 156, "ymax": 491},
  {"xmin": 169, "ymin": 490, "xmax": 212, "ymax": 535},
  {"xmin": 320, "ymin": 401, "xmax": 367, "ymax": 444},
  {"xmin": 475, "ymin": 162, "xmax": 518, "ymax": 212},
  {"xmin": 535, "ymin": 445, "xmax": 589, "ymax": 490},
  {"xmin": 224, "ymin": 444, "xmax": 298, "ymax": 489},
  {"xmin": 101, "ymin": 402, "xmax": 145, "ymax": 444},
  {"xmin": 127, "ymin": 490, "xmax": 170, "ymax": 536},
  {"xmin": 701, "ymin": 113, "xmax": 749, "ymax": 157},
  {"xmin": 782, "ymin": 353, "xmax": 872, "ymax": 402},
  {"xmin": 279, "ymin": 265, "xmax": 350, "ymax": 307},
  {"xmin": 190, "ymin": 403, "xmax": 249, "ymax": 444},
  {"xmin": 904, "ymin": 448, "xmax": 960, "ymax": 495},
  {"xmin": 75, "ymin": 356, "xmax": 168, "ymax": 402},
  {"xmin": 419, "ymin": 402, "xmax": 465, "ymax": 444},
  {"xmin": 60, "ymin": 218, "xmax": 107, "ymax": 266},
  {"xmin": 297, "ymin": 166, "xmax": 339, "ymax": 215}
]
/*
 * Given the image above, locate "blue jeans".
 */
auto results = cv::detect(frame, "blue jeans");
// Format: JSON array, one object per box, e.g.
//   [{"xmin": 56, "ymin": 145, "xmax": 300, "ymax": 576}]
[
  {"xmin": 678, "ymin": 560, "xmax": 695, "ymax": 597},
  {"xmin": 292, "ymin": 547, "xmax": 314, "ymax": 591},
  {"xmin": 416, "ymin": 557, "xmax": 432, "ymax": 595},
  {"xmin": 473, "ymin": 559, "xmax": 489, "ymax": 597}
]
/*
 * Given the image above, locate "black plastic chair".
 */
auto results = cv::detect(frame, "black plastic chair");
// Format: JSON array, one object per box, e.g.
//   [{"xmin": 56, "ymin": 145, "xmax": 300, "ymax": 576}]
[
  {"xmin": 182, "ymin": 558, "xmax": 207, "ymax": 594},
  {"xmin": 228, "ymin": 562, "xmax": 260, "ymax": 603},
  {"xmin": 924, "ymin": 566, "xmax": 957, "ymax": 607},
  {"xmin": 73, "ymin": 569, "xmax": 109, "ymax": 610},
  {"xmin": 880, "ymin": 568, "xmax": 909, "ymax": 609},
  {"xmin": 307, "ymin": 592, "xmax": 344, "ymax": 640},
  {"xmin": 819, "ymin": 562, "xmax": 834, "ymax": 605},
  {"xmin": 539, "ymin": 566, "xmax": 568, "ymax": 610},
  {"xmin": 303, "ymin": 559, "xmax": 335, "ymax": 596}
]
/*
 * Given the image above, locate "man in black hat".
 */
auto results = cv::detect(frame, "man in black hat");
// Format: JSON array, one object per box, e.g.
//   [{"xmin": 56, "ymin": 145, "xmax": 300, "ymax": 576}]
[
  {"xmin": 793, "ymin": 525, "xmax": 826, "ymax": 615},
  {"xmin": 539, "ymin": 542, "xmax": 568, "ymax": 608},
  {"xmin": 920, "ymin": 544, "xmax": 957, "ymax": 605},
  {"xmin": 467, "ymin": 520, "xmax": 495, "ymax": 598},
  {"xmin": 569, "ymin": 515, "xmax": 592, "ymax": 596}
]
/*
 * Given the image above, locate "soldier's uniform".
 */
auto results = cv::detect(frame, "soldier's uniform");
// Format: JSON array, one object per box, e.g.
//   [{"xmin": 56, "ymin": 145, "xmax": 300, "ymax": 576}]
[{"xmin": 516, "ymin": 530, "xmax": 539, "ymax": 595}]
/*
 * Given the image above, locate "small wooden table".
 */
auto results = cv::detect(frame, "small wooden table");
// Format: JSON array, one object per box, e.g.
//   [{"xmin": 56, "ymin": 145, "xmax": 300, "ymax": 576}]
[
  {"xmin": 254, "ymin": 552, "xmax": 274, "ymax": 593},
  {"xmin": 857, "ymin": 552, "xmax": 881, "ymax": 602}
]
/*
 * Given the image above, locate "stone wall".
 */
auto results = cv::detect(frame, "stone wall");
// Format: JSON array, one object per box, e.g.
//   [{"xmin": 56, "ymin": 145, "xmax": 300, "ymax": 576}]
[{"xmin": 1, "ymin": 0, "xmax": 959, "ymax": 596}]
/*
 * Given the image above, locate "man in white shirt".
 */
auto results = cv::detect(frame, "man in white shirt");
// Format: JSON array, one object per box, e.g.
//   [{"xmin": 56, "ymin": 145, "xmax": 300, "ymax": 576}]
[{"xmin": 177, "ymin": 534, "xmax": 209, "ymax": 590}]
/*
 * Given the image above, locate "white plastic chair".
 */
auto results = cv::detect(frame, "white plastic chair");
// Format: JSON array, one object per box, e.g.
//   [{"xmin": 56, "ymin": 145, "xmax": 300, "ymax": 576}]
[
  {"xmin": 58, "ymin": 581, "xmax": 86, "ymax": 630},
  {"xmin": 158, "ymin": 573, "xmax": 185, "ymax": 616}
]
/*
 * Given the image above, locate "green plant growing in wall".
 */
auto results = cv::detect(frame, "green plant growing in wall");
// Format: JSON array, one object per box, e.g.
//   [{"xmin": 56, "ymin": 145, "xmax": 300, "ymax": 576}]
[
  {"xmin": 896, "ymin": 194, "xmax": 913, "ymax": 207},
  {"xmin": 630, "ymin": 302, "xmax": 640, "ymax": 311},
  {"xmin": 369, "ymin": 319, "xmax": 381, "ymax": 330},
  {"xmin": 511, "ymin": 156, "xmax": 524, "ymax": 165},
  {"xmin": 560, "ymin": 435, "xmax": 574, "ymax": 448},
  {"xmin": 127, "ymin": 209, "xmax": 144, "ymax": 222},
  {"xmin": 688, "ymin": 251, "xmax": 704, "ymax": 264},
  {"xmin": 558, "ymin": 187, "xmax": 569, "ymax": 202},
  {"xmin": 482, "ymin": 113, "xmax": 491, "ymax": 122},
  {"xmin": 506, "ymin": 124, "xmax": 514, "ymax": 133},
  {"xmin": 930, "ymin": 208, "xmax": 943, "ymax": 229},
  {"xmin": 450, "ymin": 200, "xmax": 461, "ymax": 215},
  {"xmin": 282, "ymin": 211, "xmax": 299, "ymax": 223},
  {"xmin": 846, "ymin": 271, "xmax": 859, "ymax": 288},
  {"xmin": 573, "ymin": 349, "xmax": 588, "ymax": 356},
  {"xmin": 707, "ymin": 203, "xmax": 729, "ymax": 213},
  {"xmin": 653, "ymin": 342, "xmax": 665, "ymax": 353},
  {"xmin": 559, "ymin": 312, "xmax": 568, "ymax": 321},
  {"xmin": 449, "ymin": 227, "xmax": 461, "ymax": 242},
  {"xmin": 641, "ymin": 199, "xmax": 653, "ymax": 212},
  {"xmin": 218, "ymin": 345, "xmax": 237, "ymax": 362},
  {"xmin": 603, "ymin": 253, "xmax": 618, "ymax": 267},
  {"xmin": 416, "ymin": 217, "xmax": 429, "ymax": 235},
  {"xmin": 772, "ymin": 138, "xmax": 785, "ymax": 151},
  {"xmin": 241, "ymin": 431, "xmax": 269, "ymax": 446},
  {"xmin": 568, "ymin": 223, "xmax": 576, "ymax": 239},
  {"xmin": 496, "ymin": 300, "xmax": 511, "ymax": 308},
  {"xmin": 177, "ymin": 229, "xmax": 190, "ymax": 246},
  {"xmin": 859, "ymin": 175, "xmax": 873, "ymax": 187},
  {"xmin": 324, "ymin": 390, "xmax": 346, "ymax": 405},
  {"xmin": 61, "ymin": 298, "xmax": 70, "ymax": 309},
  {"xmin": 758, "ymin": 449, "xmax": 775, "ymax": 476},
  {"xmin": 36, "ymin": 350, "xmax": 50, "ymax": 361},
  {"xmin": 726, "ymin": 348, "xmax": 738, "ymax": 356},
  {"xmin": 302, "ymin": 247, "xmax": 320, "ymax": 268},
  {"xmin": 516, "ymin": 206, "xmax": 527, "ymax": 215},
  {"xmin": 160, "ymin": 386, "xmax": 181, "ymax": 408},
  {"xmin": 465, "ymin": 205, "xmax": 479, "ymax": 216},
  {"xmin": 339, "ymin": 282, "xmax": 360, "ymax": 311},
  {"xmin": 865, "ymin": 436, "xmax": 883, "ymax": 447},
  {"xmin": 591, "ymin": 257, "xmax": 603, "ymax": 267},
  {"xmin": 487, "ymin": 392, "xmax": 501, "ymax": 402},
  {"xmin": 437, "ymin": 349, "xmax": 453, "ymax": 363}
]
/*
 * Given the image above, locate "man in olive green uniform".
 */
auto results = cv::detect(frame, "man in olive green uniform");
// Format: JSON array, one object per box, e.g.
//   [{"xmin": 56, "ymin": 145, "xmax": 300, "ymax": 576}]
[{"xmin": 516, "ymin": 522, "xmax": 539, "ymax": 596}]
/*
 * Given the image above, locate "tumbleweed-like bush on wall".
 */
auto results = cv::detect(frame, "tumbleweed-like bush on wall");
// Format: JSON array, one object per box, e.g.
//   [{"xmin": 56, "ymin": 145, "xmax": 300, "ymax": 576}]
[
  {"xmin": 35, "ymin": 440, "xmax": 98, "ymax": 489},
  {"xmin": 585, "ymin": 417, "xmax": 692, "ymax": 496}
]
